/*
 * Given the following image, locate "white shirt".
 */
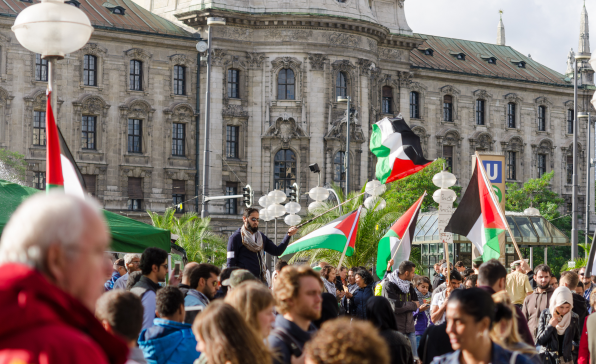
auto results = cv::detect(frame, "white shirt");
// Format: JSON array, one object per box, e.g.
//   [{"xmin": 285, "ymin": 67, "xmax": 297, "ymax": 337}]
[
  {"xmin": 431, "ymin": 290, "xmax": 448, "ymax": 325},
  {"xmin": 113, "ymin": 272, "xmax": 129, "ymax": 290}
]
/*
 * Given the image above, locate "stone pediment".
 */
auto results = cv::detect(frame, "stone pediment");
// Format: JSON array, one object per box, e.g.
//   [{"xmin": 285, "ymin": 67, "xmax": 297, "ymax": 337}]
[
  {"xmin": 263, "ymin": 115, "xmax": 307, "ymax": 147},
  {"xmin": 324, "ymin": 110, "xmax": 364, "ymax": 143}
]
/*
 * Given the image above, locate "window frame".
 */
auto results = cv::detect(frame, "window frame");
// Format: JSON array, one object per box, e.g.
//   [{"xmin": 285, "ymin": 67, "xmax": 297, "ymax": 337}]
[
  {"xmin": 33, "ymin": 171, "xmax": 45, "ymax": 190},
  {"xmin": 83, "ymin": 54, "xmax": 97, "ymax": 87},
  {"xmin": 33, "ymin": 110, "xmax": 46, "ymax": 146},
  {"xmin": 476, "ymin": 99, "xmax": 486, "ymax": 125},
  {"xmin": 277, "ymin": 68, "xmax": 295, "ymax": 100},
  {"xmin": 382, "ymin": 86, "xmax": 393, "ymax": 114},
  {"xmin": 127, "ymin": 118, "xmax": 142, "ymax": 153},
  {"xmin": 81, "ymin": 115, "xmax": 97, "ymax": 150},
  {"xmin": 274, "ymin": 149, "xmax": 297, "ymax": 195},
  {"xmin": 336, "ymin": 72, "xmax": 347, "ymax": 98},
  {"xmin": 443, "ymin": 145, "xmax": 454, "ymax": 172},
  {"xmin": 507, "ymin": 102, "xmax": 516, "ymax": 128},
  {"xmin": 227, "ymin": 69, "xmax": 240, "ymax": 99},
  {"xmin": 129, "ymin": 60, "xmax": 143, "ymax": 91},
  {"xmin": 538, "ymin": 106, "xmax": 546, "ymax": 132},
  {"xmin": 443, "ymin": 95, "xmax": 453, "ymax": 122},
  {"xmin": 35, "ymin": 54, "xmax": 48, "ymax": 82},
  {"xmin": 333, "ymin": 151, "xmax": 346, "ymax": 189},
  {"xmin": 226, "ymin": 125, "xmax": 239, "ymax": 159},
  {"xmin": 173, "ymin": 194, "xmax": 185, "ymax": 213},
  {"xmin": 410, "ymin": 91, "xmax": 420, "ymax": 119},
  {"xmin": 172, "ymin": 122, "xmax": 185, "ymax": 156},
  {"xmin": 173, "ymin": 65, "xmax": 186, "ymax": 96},
  {"xmin": 537, "ymin": 154, "xmax": 547, "ymax": 178},
  {"xmin": 567, "ymin": 109, "xmax": 574, "ymax": 134},
  {"xmin": 506, "ymin": 151, "xmax": 516, "ymax": 180},
  {"xmin": 566, "ymin": 155, "xmax": 573, "ymax": 185},
  {"xmin": 225, "ymin": 185, "xmax": 238, "ymax": 215}
]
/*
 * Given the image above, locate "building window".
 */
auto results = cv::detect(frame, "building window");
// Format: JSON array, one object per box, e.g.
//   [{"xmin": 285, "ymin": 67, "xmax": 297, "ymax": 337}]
[
  {"xmin": 538, "ymin": 106, "xmax": 546, "ymax": 131},
  {"xmin": 227, "ymin": 69, "xmax": 239, "ymax": 99},
  {"xmin": 336, "ymin": 72, "xmax": 347, "ymax": 98},
  {"xmin": 83, "ymin": 54, "xmax": 97, "ymax": 86},
  {"xmin": 35, "ymin": 54, "xmax": 48, "ymax": 82},
  {"xmin": 566, "ymin": 155, "xmax": 573, "ymax": 185},
  {"xmin": 172, "ymin": 123, "xmax": 185, "ymax": 156},
  {"xmin": 567, "ymin": 202, "xmax": 573, "ymax": 214},
  {"xmin": 130, "ymin": 60, "xmax": 142, "ymax": 91},
  {"xmin": 226, "ymin": 125, "xmax": 239, "ymax": 158},
  {"xmin": 33, "ymin": 111, "xmax": 46, "ymax": 146},
  {"xmin": 507, "ymin": 103, "xmax": 516, "ymax": 128},
  {"xmin": 567, "ymin": 109, "xmax": 574, "ymax": 134},
  {"xmin": 83, "ymin": 174, "xmax": 96, "ymax": 196},
  {"xmin": 476, "ymin": 99, "xmax": 485, "ymax": 125},
  {"xmin": 81, "ymin": 115, "xmax": 96, "ymax": 150},
  {"xmin": 173, "ymin": 65, "xmax": 185, "ymax": 95},
  {"xmin": 487, "ymin": 57, "xmax": 496, "ymax": 64},
  {"xmin": 127, "ymin": 119, "xmax": 142, "ymax": 153},
  {"xmin": 424, "ymin": 49, "xmax": 434, "ymax": 56},
  {"xmin": 33, "ymin": 171, "xmax": 45, "ymax": 190},
  {"xmin": 443, "ymin": 146, "xmax": 453, "ymax": 172},
  {"xmin": 456, "ymin": 53, "xmax": 465, "ymax": 60},
  {"xmin": 507, "ymin": 151, "xmax": 516, "ymax": 180},
  {"xmin": 537, "ymin": 154, "xmax": 547, "ymax": 178},
  {"xmin": 277, "ymin": 69, "xmax": 295, "ymax": 100},
  {"xmin": 127, "ymin": 177, "xmax": 143, "ymax": 211},
  {"xmin": 382, "ymin": 86, "xmax": 392, "ymax": 114},
  {"xmin": 410, "ymin": 91, "xmax": 420, "ymax": 119},
  {"xmin": 173, "ymin": 180, "xmax": 185, "ymax": 213},
  {"xmin": 274, "ymin": 149, "xmax": 297, "ymax": 194},
  {"xmin": 443, "ymin": 95, "xmax": 453, "ymax": 122},
  {"xmin": 333, "ymin": 151, "xmax": 346, "ymax": 189},
  {"xmin": 225, "ymin": 185, "xmax": 238, "ymax": 215}
]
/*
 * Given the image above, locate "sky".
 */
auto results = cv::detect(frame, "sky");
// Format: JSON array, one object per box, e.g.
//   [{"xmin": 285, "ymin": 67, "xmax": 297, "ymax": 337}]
[{"xmin": 405, "ymin": 0, "xmax": 593, "ymax": 75}]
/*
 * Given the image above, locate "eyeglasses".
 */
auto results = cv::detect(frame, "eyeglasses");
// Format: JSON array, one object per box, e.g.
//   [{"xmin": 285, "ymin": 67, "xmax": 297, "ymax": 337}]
[
  {"xmin": 130, "ymin": 261, "xmax": 140, "ymax": 265},
  {"xmin": 160, "ymin": 264, "xmax": 168, "ymax": 269},
  {"xmin": 579, "ymin": 272, "xmax": 585, "ymax": 276},
  {"xmin": 249, "ymin": 218, "xmax": 259, "ymax": 222}
]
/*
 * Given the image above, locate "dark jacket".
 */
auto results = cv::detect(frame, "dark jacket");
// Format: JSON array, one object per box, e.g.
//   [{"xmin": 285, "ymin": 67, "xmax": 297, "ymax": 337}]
[
  {"xmin": 178, "ymin": 283, "xmax": 191, "ymax": 297},
  {"xmin": 268, "ymin": 314, "xmax": 316, "ymax": 364},
  {"xmin": 418, "ymin": 322, "xmax": 453, "ymax": 364},
  {"xmin": 413, "ymin": 306, "xmax": 432, "ymax": 335},
  {"xmin": 226, "ymin": 228, "xmax": 290, "ymax": 280},
  {"xmin": 367, "ymin": 296, "xmax": 414, "ymax": 364},
  {"xmin": 432, "ymin": 274, "xmax": 445, "ymax": 290},
  {"xmin": 573, "ymin": 292, "xmax": 588, "ymax": 337},
  {"xmin": 351, "ymin": 284, "xmax": 374, "ymax": 320},
  {"xmin": 522, "ymin": 286, "xmax": 555, "ymax": 341},
  {"xmin": 313, "ymin": 293, "xmax": 339, "ymax": 328},
  {"xmin": 382, "ymin": 280, "xmax": 418, "ymax": 334},
  {"xmin": 430, "ymin": 342, "xmax": 532, "ymax": 364},
  {"xmin": 138, "ymin": 318, "xmax": 199, "ymax": 364},
  {"xmin": 535, "ymin": 309, "xmax": 580, "ymax": 363}
]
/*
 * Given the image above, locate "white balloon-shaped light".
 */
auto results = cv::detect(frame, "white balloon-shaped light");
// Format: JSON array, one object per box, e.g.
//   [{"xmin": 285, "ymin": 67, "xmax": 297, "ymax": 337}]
[
  {"xmin": 364, "ymin": 196, "xmax": 386, "ymax": 211},
  {"xmin": 308, "ymin": 201, "xmax": 324, "ymax": 213},
  {"xmin": 259, "ymin": 208, "xmax": 271, "ymax": 221},
  {"xmin": 284, "ymin": 214, "xmax": 302, "ymax": 226},
  {"xmin": 309, "ymin": 187, "xmax": 329, "ymax": 201},
  {"xmin": 268, "ymin": 190, "xmax": 287, "ymax": 204},
  {"xmin": 258, "ymin": 195, "xmax": 271, "ymax": 208},
  {"xmin": 365, "ymin": 180, "xmax": 386, "ymax": 196},
  {"xmin": 268, "ymin": 203, "xmax": 286, "ymax": 218},
  {"xmin": 432, "ymin": 189, "xmax": 457, "ymax": 204},
  {"xmin": 432, "ymin": 170, "xmax": 457, "ymax": 189},
  {"xmin": 285, "ymin": 202, "xmax": 301, "ymax": 214}
]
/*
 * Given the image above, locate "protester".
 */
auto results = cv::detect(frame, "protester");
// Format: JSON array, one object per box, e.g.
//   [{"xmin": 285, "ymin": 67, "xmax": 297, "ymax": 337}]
[
  {"xmin": 336, "ymin": 266, "xmax": 347, "ymax": 291},
  {"xmin": 345, "ymin": 267, "xmax": 371, "ymax": 320},
  {"xmin": 535, "ymin": 286, "xmax": 580, "ymax": 364},
  {"xmin": 226, "ymin": 207, "xmax": 298, "ymax": 282},
  {"xmin": 96, "ymin": 290, "xmax": 146, "ymax": 364},
  {"xmin": 185, "ymin": 263, "xmax": 220, "ymax": 308},
  {"xmin": 464, "ymin": 274, "xmax": 477, "ymax": 289},
  {"xmin": 106, "ymin": 259, "xmax": 128, "ymax": 291},
  {"xmin": 342, "ymin": 267, "xmax": 358, "ymax": 315},
  {"xmin": 320, "ymin": 265, "xmax": 343, "ymax": 299},
  {"xmin": 560, "ymin": 270, "xmax": 588, "ymax": 337},
  {"xmin": 431, "ymin": 270, "xmax": 462, "ymax": 325},
  {"xmin": 413, "ymin": 276, "xmax": 433, "ymax": 353},
  {"xmin": 213, "ymin": 266, "xmax": 239, "ymax": 299},
  {"xmin": 579, "ymin": 266, "xmax": 594, "ymax": 311},
  {"xmin": 522, "ymin": 263, "xmax": 555, "ymax": 341},
  {"xmin": 418, "ymin": 321, "xmax": 453, "ymax": 364},
  {"xmin": 454, "ymin": 261, "xmax": 465, "ymax": 273},
  {"xmin": 127, "ymin": 271, "xmax": 144, "ymax": 291},
  {"xmin": 490, "ymin": 292, "xmax": 540, "ymax": 364},
  {"xmin": 0, "ymin": 193, "xmax": 128, "ymax": 363},
  {"xmin": 432, "ymin": 262, "xmax": 448, "ymax": 290},
  {"xmin": 432, "ymin": 288, "xmax": 532, "ymax": 364},
  {"xmin": 367, "ymin": 296, "xmax": 414, "ymax": 364},
  {"xmin": 472, "ymin": 257, "xmax": 483, "ymax": 275},
  {"xmin": 506, "ymin": 261, "xmax": 533, "ymax": 309},
  {"xmin": 551, "ymin": 276, "xmax": 559, "ymax": 289},
  {"xmin": 271, "ymin": 260, "xmax": 289, "ymax": 290},
  {"xmin": 304, "ymin": 318, "xmax": 390, "ymax": 364},
  {"xmin": 224, "ymin": 280, "xmax": 276, "ymax": 339},
  {"xmin": 114, "ymin": 254, "xmax": 142, "ymax": 290},
  {"xmin": 478, "ymin": 259, "xmax": 534, "ymax": 346},
  {"xmin": 313, "ymin": 293, "xmax": 339, "ymax": 329},
  {"xmin": 269, "ymin": 265, "xmax": 322, "ymax": 364},
  {"xmin": 578, "ymin": 290, "xmax": 596, "ymax": 364},
  {"xmin": 577, "ymin": 281, "xmax": 585, "ymax": 296},
  {"xmin": 131, "ymin": 247, "xmax": 169, "ymax": 330},
  {"xmin": 462, "ymin": 268, "xmax": 474, "ymax": 280},
  {"xmin": 382, "ymin": 260, "xmax": 419, "ymax": 355},
  {"xmin": 177, "ymin": 262, "xmax": 199, "ymax": 296},
  {"xmin": 222, "ymin": 268, "xmax": 258, "ymax": 290}
]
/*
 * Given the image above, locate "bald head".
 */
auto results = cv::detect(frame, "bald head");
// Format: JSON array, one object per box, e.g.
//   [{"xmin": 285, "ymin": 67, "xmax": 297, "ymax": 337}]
[{"xmin": 181, "ymin": 262, "xmax": 199, "ymax": 285}]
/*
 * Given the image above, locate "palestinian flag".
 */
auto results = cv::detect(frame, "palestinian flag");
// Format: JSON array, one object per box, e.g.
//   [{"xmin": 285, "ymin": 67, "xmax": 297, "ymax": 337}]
[
  {"xmin": 376, "ymin": 192, "xmax": 426, "ymax": 279},
  {"xmin": 46, "ymin": 87, "xmax": 86, "ymax": 198},
  {"xmin": 282, "ymin": 207, "xmax": 362, "ymax": 256},
  {"xmin": 370, "ymin": 115, "xmax": 432, "ymax": 184},
  {"xmin": 445, "ymin": 159, "xmax": 507, "ymax": 261}
]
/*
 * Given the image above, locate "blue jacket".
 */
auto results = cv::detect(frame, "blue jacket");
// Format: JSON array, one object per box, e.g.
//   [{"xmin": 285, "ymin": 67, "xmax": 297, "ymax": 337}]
[
  {"xmin": 351, "ymin": 284, "xmax": 374, "ymax": 320},
  {"xmin": 226, "ymin": 228, "xmax": 291, "ymax": 279},
  {"xmin": 431, "ymin": 343, "xmax": 533, "ymax": 364},
  {"xmin": 268, "ymin": 314, "xmax": 316, "ymax": 364},
  {"xmin": 138, "ymin": 318, "xmax": 200, "ymax": 364},
  {"xmin": 104, "ymin": 271, "xmax": 121, "ymax": 291}
]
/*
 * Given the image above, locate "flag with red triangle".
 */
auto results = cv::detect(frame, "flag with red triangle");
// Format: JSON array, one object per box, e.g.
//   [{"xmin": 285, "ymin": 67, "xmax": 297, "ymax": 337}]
[
  {"xmin": 282, "ymin": 207, "xmax": 363, "ymax": 256},
  {"xmin": 376, "ymin": 192, "xmax": 426, "ymax": 278}
]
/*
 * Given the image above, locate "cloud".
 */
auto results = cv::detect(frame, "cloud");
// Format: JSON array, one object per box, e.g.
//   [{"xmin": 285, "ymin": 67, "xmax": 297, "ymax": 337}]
[{"xmin": 404, "ymin": 0, "xmax": 589, "ymax": 74}]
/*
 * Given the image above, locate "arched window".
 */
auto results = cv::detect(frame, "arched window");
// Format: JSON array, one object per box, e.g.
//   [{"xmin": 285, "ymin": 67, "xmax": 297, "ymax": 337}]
[
  {"xmin": 382, "ymin": 86, "xmax": 392, "ymax": 114},
  {"xmin": 274, "ymin": 149, "xmax": 296, "ymax": 194},
  {"xmin": 278, "ymin": 69, "xmax": 295, "ymax": 100},
  {"xmin": 336, "ymin": 72, "xmax": 347, "ymax": 98},
  {"xmin": 538, "ymin": 106, "xmax": 546, "ymax": 131},
  {"xmin": 173, "ymin": 65, "xmax": 186, "ymax": 95},
  {"xmin": 537, "ymin": 154, "xmax": 547, "ymax": 178},
  {"xmin": 35, "ymin": 54, "xmax": 48, "ymax": 82},
  {"xmin": 83, "ymin": 54, "xmax": 97, "ymax": 86},
  {"xmin": 507, "ymin": 102, "xmax": 516, "ymax": 128},
  {"xmin": 506, "ymin": 151, "xmax": 516, "ymax": 180},
  {"xmin": 333, "ymin": 151, "xmax": 346, "ymax": 189},
  {"xmin": 410, "ymin": 91, "xmax": 420, "ymax": 119},
  {"xmin": 566, "ymin": 154, "xmax": 573, "ymax": 184},
  {"xmin": 567, "ymin": 109, "xmax": 574, "ymax": 134},
  {"xmin": 476, "ymin": 99, "xmax": 485, "ymax": 125},
  {"xmin": 443, "ymin": 95, "xmax": 453, "ymax": 122},
  {"xmin": 227, "ymin": 69, "xmax": 239, "ymax": 98},
  {"xmin": 130, "ymin": 60, "xmax": 142, "ymax": 91}
]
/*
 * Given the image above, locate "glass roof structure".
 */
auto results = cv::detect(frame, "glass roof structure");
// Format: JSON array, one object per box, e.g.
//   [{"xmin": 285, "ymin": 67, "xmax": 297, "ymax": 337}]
[{"xmin": 413, "ymin": 211, "xmax": 570, "ymax": 246}]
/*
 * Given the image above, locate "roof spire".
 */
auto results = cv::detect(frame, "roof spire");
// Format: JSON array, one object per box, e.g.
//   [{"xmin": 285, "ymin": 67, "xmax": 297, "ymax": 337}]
[
  {"xmin": 579, "ymin": 1, "xmax": 591, "ymax": 56},
  {"xmin": 497, "ymin": 10, "xmax": 506, "ymax": 46}
]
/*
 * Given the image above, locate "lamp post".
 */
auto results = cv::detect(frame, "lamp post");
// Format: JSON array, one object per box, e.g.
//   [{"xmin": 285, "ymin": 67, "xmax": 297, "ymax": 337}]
[
  {"xmin": 12, "ymin": 0, "xmax": 93, "ymax": 119},
  {"xmin": 524, "ymin": 204, "xmax": 540, "ymax": 269},
  {"xmin": 578, "ymin": 112, "xmax": 591, "ymax": 256},
  {"xmin": 337, "ymin": 96, "xmax": 351, "ymax": 197},
  {"xmin": 201, "ymin": 17, "xmax": 226, "ymax": 218}
]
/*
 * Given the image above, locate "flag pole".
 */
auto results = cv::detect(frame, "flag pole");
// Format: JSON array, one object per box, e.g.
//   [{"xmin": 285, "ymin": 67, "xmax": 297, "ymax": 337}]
[
  {"xmin": 390, "ymin": 239, "xmax": 405, "ymax": 261},
  {"xmin": 443, "ymin": 240, "xmax": 451, "ymax": 286},
  {"xmin": 337, "ymin": 206, "xmax": 362, "ymax": 270},
  {"xmin": 296, "ymin": 190, "xmax": 366, "ymax": 229},
  {"xmin": 474, "ymin": 152, "xmax": 523, "ymax": 261},
  {"xmin": 389, "ymin": 191, "xmax": 427, "ymax": 262}
]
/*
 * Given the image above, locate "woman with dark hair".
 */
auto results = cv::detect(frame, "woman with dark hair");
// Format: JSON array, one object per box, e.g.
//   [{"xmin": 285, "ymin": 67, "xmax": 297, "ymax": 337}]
[
  {"xmin": 431, "ymin": 288, "xmax": 532, "ymax": 364},
  {"xmin": 320, "ymin": 265, "xmax": 344, "ymax": 300},
  {"xmin": 367, "ymin": 296, "xmax": 414, "ymax": 364},
  {"xmin": 351, "ymin": 267, "xmax": 374, "ymax": 320}
]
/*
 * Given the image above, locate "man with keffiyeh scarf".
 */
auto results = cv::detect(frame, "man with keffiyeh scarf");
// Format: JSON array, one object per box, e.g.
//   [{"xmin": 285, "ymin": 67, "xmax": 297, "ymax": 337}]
[{"xmin": 227, "ymin": 208, "xmax": 298, "ymax": 282}]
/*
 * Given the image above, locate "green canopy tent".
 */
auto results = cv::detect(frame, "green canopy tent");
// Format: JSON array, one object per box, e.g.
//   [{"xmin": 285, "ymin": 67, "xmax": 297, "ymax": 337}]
[{"xmin": 0, "ymin": 179, "xmax": 170, "ymax": 253}]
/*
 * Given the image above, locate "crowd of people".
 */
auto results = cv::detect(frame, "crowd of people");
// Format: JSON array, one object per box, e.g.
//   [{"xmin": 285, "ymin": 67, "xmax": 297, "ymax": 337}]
[{"xmin": 3, "ymin": 194, "xmax": 596, "ymax": 364}]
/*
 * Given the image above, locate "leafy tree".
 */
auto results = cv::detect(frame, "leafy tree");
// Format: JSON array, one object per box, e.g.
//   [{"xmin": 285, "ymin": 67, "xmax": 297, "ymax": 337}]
[{"xmin": 0, "ymin": 149, "xmax": 26, "ymax": 184}]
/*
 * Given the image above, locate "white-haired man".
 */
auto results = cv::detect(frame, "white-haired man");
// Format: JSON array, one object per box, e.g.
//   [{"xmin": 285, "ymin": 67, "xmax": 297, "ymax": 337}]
[
  {"xmin": 113, "ymin": 253, "xmax": 141, "ymax": 290},
  {"xmin": 0, "ymin": 193, "xmax": 129, "ymax": 363}
]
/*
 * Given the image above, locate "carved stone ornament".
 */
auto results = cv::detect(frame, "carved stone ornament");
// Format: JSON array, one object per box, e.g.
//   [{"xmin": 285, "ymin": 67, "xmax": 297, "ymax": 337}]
[
  {"xmin": 219, "ymin": 27, "xmax": 253, "ymax": 41},
  {"xmin": 379, "ymin": 47, "xmax": 403, "ymax": 61},
  {"xmin": 74, "ymin": 95, "xmax": 110, "ymax": 118},
  {"xmin": 331, "ymin": 60, "xmax": 356, "ymax": 73},
  {"xmin": 211, "ymin": 49, "xmax": 228, "ymax": 66},
  {"xmin": 169, "ymin": 54, "xmax": 193, "ymax": 66},
  {"xmin": 326, "ymin": 32, "xmax": 360, "ymax": 47},
  {"xmin": 267, "ymin": 29, "xmax": 313, "ymax": 42},
  {"xmin": 368, "ymin": 38, "xmax": 378, "ymax": 53},
  {"xmin": 80, "ymin": 43, "xmax": 107, "ymax": 56},
  {"xmin": 164, "ymin": 102, "xmax": 195, "ymax": 123},
  {"xmin": 535, "ymin": 96, "xmax": 553, "ymax": 106},
  {"xmin": 222, "ymin": 104, "xmax": 249, "ymax": 118},
  {"xmin": 119, "ymin": 98, "xmax": 155, "ymax": 122},
  {"xmin": 470, "ymin": 132, "xmax": 493, "ymax": 151},
  {"xmin": 505, "ymin": 136, "xmax": 524, "ymax": 152},
  {"xmin": 308, "ymin": 54, "xmax": 328, "ymax": 71},
  {"xmin": 264, "ymin": 117, "xmax": 306, "ymax": 146},
  {"xmin": 440, "ymin": 85, "xmax": 461, "ymax": 95},
  {"xmin": 399, "ymin": 71, "xmax": 412, "ymax": 87},
  {"xmin": 504, "ymin": 92, "xmax": 523, "ymax": 103},
  {"xmin": 473, "ymin": 89, "xmax": 493, "ymax": 100},
  {"xmin": 398, "ymin": 0, "xmax": 405, "ymax": 8},
  {"xmin": 271, "ymin": 57, "xmax": 302, "ymax": 71},
  {"xmin": 325, "ymin": 110, "xmax": 365, "ymax": 143},
  {"xmin": 246, "ymin": 52, "xmax": 266, "ymax": 68},
  {"xmin": 124, "ymin": 48, "xmax": 151, "ymax": 61},
  {"xmin": 357, "ymin": 58, "xmax": 374, "ymax": 75}
]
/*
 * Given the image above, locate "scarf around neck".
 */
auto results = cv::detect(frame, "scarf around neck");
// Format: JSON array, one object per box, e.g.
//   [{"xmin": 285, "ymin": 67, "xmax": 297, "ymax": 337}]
[
  {"xmin": 241, "ymin": 225, "xmax": 264, "ymax": 252},
  {"xmin": 387, "ymin": 271, "xmax": 411, "ymax": 294},
  {"xmin": 322, "ymin": 277, "xmax": 336, "ymax": 297},
  {"xmin": 549, "ymin": 286, "xmax": 574, "ymax": 335},
  {"xmin": 415, "ymin": 288, "xmax": 432, "ymax": 322}
]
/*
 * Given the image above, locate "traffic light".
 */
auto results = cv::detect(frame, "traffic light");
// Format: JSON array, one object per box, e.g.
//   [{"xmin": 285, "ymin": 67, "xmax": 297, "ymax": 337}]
[
  {"xmin": 289, "ymin": 183, "xmax": 300, "ymax": 202},
  {"xmin": 242, "ymin": 184, "xmax": 253, "ymax": 208}
]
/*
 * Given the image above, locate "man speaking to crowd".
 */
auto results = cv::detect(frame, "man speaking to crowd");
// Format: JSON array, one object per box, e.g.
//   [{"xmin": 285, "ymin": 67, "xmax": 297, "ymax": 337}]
[{"xmin": 227, "ymin": 207, "xmax": 298, "ymax": 282}]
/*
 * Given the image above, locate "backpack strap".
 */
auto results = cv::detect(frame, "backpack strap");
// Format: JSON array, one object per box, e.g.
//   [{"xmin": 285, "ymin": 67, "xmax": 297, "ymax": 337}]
[
  {"xmin": 130, "ymin": 286, "xmax": 149, "ymax": 299},
  {"xmin": 510, "ymin": 351, "xmax": 520, "ymax": 364},
  {"xmin": 270, "ymin": 327, "xmax": 303, "ymax": 358}
]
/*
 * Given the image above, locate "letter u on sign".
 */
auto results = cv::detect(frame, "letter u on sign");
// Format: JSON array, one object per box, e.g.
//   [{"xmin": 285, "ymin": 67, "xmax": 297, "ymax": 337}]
[{"xmin": 482, "ymin": 161, "xmax": 502, "ymax": 183}]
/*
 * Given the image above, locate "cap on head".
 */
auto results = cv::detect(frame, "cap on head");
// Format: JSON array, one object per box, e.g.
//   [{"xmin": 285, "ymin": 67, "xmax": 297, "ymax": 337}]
[
  {"xmin": 222, "ymin": 269, "xmax": 257, "ymax": 288},
  {"xmin": 472, "ymin": 257, "xmax": 484, "ymax": 264}
]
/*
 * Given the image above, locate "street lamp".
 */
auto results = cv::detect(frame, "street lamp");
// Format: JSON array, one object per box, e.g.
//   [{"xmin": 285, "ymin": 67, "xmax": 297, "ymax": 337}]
[
  {"xmin": 201, "ymin": 17, "xmax": 226, "ymax": 218},
  {"xmin": 578, "ymin": 111, "xmax": 592, "ymax": 256},
  {"xmin": 12, "ymin": 0, "xmax": 93, "ymax": 114},
  {"xmin": 337, "ymin": 96, "xmax": 352, "ymax": 197}
]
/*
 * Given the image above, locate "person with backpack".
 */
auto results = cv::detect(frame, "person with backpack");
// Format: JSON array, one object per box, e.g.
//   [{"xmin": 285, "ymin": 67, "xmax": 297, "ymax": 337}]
[{"xmin": 131, "ymin": 247, "xmax": 169, "ymax": 330}]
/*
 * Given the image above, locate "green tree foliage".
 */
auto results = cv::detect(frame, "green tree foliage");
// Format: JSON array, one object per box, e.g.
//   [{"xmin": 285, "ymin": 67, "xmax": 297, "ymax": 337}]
[{"xmin": 0, "ymin": 149, "xmax": 26, "ymax": 184}]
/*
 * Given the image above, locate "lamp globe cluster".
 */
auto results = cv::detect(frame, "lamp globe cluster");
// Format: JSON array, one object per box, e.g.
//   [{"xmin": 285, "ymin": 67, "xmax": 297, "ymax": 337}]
[
  {"xmin": 308, "ymin": 187, "xmax": 329, "ymax": 213},
  {"xmin": 363, "ymin": 180, "xmax": 387, "ymax": 211}
]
